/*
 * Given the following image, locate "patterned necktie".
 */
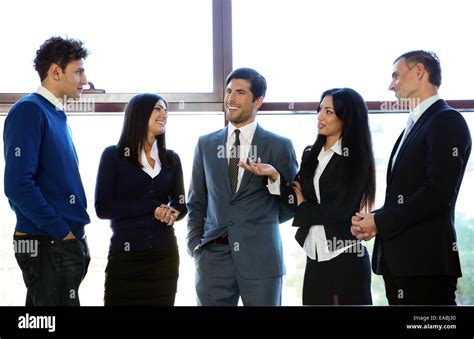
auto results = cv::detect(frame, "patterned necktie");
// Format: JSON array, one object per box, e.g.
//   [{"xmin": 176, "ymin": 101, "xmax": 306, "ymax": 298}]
[
  {"xmin": 228, "ymin": 129, "xmax": 241, "ymax": 194},
  {"xmin": 391, "ymin": 115, "xmax": 415, "ymax": 169}
]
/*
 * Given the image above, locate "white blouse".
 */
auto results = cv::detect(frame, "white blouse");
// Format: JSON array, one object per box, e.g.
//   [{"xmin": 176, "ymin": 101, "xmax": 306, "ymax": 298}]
[
  {"xmin": 140, "ymin": 140, "xmax": 161, "ymax": 178},
  {"xmin": 303, "ymin": 139, "xmax": 364, "ymax": 262}
]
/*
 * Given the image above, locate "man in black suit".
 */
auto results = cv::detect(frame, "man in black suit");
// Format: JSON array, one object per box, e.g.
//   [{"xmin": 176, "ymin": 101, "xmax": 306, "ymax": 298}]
[{"xmin": 351, "ymin": 50, "xmax": 471, "ymax": 305}]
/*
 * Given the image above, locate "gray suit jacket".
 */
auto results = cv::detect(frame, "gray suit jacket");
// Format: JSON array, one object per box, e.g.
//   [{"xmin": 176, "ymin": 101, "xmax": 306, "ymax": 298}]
[{"xmin": 187, "ymin": 124, "xmax": 298, "ymax": 279}]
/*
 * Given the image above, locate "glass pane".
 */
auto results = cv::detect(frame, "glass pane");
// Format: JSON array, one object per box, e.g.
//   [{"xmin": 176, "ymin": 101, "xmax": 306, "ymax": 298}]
[
  {"xmin": 0, "ymin": 0, "xmax": 213, "ymax": 93},
  {"xmin": 232, "ymin": 0, "xmax": 474, "ymax": 102}
]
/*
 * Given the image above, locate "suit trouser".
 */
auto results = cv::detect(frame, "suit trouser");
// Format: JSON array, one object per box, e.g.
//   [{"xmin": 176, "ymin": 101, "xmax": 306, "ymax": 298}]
[
  {"xmin": 382, "ymin": 258, "xmax": 457, "ymax": 305},
  {"xmin": 194, "ymin": 243, "xmax": 282, "ymax": 306},
  {"xmin": 14, "ymin": 235, "xmax": 90, "ymax": 306}
]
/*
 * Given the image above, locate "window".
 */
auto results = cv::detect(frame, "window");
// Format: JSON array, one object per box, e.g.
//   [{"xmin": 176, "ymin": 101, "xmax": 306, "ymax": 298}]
[
  {"xmin": 0, "ymin": 0, "xmax": 473, "ymax": 307},
  {"xmin": 232, "ymin": 0, "xmax": 474, "ymax": 102},
  {"xmin": 0, "ymin": 0, "xmax": 213, "ymax": 94}
]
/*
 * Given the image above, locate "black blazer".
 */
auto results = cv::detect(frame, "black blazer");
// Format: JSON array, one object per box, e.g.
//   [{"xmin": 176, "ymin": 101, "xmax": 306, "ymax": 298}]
[
  {"xmin": 373, "ymin": 99, "xmax": 471, "ymax": 277},
  {"xmin": 287, "ymin": 144, "xmax": 365, "ymax": 249}
]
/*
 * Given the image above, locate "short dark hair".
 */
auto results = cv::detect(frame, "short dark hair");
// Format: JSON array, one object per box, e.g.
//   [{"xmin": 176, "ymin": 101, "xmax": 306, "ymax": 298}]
[
  {"xmin": 394, "ymin": 50, "xmax": 441, "ymax": 87},
  {"xmin": 117, "ymin": 93, "xmax": 174, "ymax": 169},
  {"xmin": 226, "ymin": 67, "xmax": 267, "ymax": 101},
  {"xmin": 34, "ymin": 36, "xmax": 89, "ymax": 82}
]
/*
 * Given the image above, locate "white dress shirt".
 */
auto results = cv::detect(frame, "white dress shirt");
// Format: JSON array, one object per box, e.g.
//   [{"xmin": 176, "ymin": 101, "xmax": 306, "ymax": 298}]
[
  {"xmin": 227, "ymin": 121, "xmax": 280, "ymax": 192},
  {"xmin": 36, "ymin": 86, "xmax": 64, "ymax": 110},
  {"xmin": 303, "ymin": 139, "xmax": 364, "ymax": 262},
  {"xmin": 391, "ymin": 94, "xmax": 441, "ymax": 168},
  {"xmin": 140, "ymin": 139, "xmax": 161, "ymax": 178}
]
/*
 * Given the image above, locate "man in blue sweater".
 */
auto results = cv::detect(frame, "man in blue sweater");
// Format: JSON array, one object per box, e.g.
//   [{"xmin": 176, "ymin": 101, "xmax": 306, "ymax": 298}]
[{"xmin": 3, "ymin": 36, "xmax": 91, "ymax": 306}]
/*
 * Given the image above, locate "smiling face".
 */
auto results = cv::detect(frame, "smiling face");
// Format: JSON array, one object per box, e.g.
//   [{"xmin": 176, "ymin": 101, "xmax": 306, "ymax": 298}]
[
  {"xmin": 224, "ymin": 78, "xmax": 263, "ymax": 128},
  {"xmin": 317, "ymin": 95, "xmax": 343, "ymax": 141},
  {"xmin": 56, "ymin": 59, "xmax": 88, "ymax": 99},
  {"xmin": 147, "ymin": 99, "xmax": 168, "ymax": 137}
]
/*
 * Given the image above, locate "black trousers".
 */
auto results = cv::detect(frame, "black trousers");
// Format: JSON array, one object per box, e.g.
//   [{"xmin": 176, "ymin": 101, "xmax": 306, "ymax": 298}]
[
  {"xmin": 382, "ymin": 262, "xmax": 457, "ymax": 305},
  {"xmin": 104, "ymin": 250, "xmax": 179, "ymax": 306},
  {"xmin": 303, "ymin": 250, "xmax": 372, "ymax": 305}
]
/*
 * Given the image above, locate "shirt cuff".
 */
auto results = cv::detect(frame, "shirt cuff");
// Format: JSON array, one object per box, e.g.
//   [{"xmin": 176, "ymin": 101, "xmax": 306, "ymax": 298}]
[{"xmin": 267, "ymin": 173, "xmax": 281, "ymax": 195}]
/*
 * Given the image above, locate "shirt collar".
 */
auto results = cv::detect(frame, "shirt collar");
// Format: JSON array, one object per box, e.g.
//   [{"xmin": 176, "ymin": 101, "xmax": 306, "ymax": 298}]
[
  {"xmin": 227, "ymin": 120, "xmax": 258, "ymax": 142},
  {"xmin": 331, "ymin": 138, "xmax": 343, "ymax": 155},
  {"xmin": 320, "ymin": 138, "xmax": 343, "ymax": 156},
  {"xmin": 36, "ymin": 86, "xmax": 64, "ymax": 111},
  {"xmin": 410, "ymin": 94, "xmax": 440, "ymax": 124},
  {"xmin": 140, "ymin": 139, "xmax": 160, "ymax": 167}
]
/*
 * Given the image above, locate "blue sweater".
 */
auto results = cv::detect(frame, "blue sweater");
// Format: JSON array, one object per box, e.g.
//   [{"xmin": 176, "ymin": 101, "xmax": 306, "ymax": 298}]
[
  {"xmin": 95, "ymin": 146, "xmax": 187, "ymax": 253},
  {"xmin": 3, "ymin": 93, "xmax": 90, "ymax": 240}
]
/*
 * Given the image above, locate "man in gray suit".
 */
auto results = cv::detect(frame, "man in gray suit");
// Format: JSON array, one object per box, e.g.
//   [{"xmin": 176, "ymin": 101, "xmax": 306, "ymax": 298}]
[{"xmin": 187, "ymin": 68, "xmax": 298, "ymax": 306}]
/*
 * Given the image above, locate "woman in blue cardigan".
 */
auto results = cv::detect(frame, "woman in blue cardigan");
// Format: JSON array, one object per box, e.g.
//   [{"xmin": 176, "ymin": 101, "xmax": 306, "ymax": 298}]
[{"xmin": 95, "ymin": 93, "xmax": 187, "ymax": 306}]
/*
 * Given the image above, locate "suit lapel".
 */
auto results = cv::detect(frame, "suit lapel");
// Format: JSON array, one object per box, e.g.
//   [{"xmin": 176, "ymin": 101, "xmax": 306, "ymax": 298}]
[
  {"xmin": 213, "ymin": 127, "xmax": 233, "ymax": 196},
  {"xmin": 296, "ymin": 151, "xmax": 340, "ymax": 247},
  {"xmin": 318, "ymin": 153, "xmax": 341, "ymax": 191},
  {"xmin": 387, "ymin": 132, "xmax": 403, "ymax": 182},
  {"xmin": 312, "ymin": 153, "xmax": 342, "ymax": 207},
  {"xmin": 388, "ymin": 99, "xmax": 446, "ymax": 183}
]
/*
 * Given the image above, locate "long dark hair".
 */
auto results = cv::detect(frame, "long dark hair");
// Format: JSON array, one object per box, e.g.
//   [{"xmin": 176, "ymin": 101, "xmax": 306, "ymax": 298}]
[
  {"xmin": 299, "ymin": 88, "xmax": 376, "ymax": 211},
  {"xmin": 117, "ymin": 93, "xmax": 174, "ymax": 168}
]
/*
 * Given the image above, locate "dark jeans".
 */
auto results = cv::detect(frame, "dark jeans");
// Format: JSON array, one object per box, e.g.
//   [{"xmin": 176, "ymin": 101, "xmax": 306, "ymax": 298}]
[{"xmin": 13, "ymin": 234, "xmax": 90, "ymax": 306}]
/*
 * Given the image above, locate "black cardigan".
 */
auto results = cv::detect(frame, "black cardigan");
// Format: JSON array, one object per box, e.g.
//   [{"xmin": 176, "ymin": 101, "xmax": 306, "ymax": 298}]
[{"xmin": 95, "ymin": 145, "xmax": 187, "ymax": 253}]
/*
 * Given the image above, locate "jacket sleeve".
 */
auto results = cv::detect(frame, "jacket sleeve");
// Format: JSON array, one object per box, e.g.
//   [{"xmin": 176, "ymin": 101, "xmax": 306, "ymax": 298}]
[
  {"xmin": 274, "ymin": 138, "xmax": 299, "ymax": 224},
  {"xmin": 284, "ymin": 146, "xmax": 327, "ymax": 227},
  {"xmin": 186, "ymin": 137, "xmax": 207, "ymax": 256}
]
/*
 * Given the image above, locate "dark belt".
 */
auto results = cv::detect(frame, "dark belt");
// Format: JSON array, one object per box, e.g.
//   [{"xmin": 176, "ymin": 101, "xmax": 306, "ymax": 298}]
[
  {"xmin": 210, "ymin": 235, "xmax": 229, "ymax": 245},
  {"xmin": 14, "ymin": 231, "xmax": 86, "ymax": 241}
]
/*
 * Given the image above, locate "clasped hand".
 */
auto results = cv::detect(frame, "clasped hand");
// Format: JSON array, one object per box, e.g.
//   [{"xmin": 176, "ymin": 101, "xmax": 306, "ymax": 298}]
[
  {"xmin": 350, "ymin": 213, "xmax": 378, "ymax": 241},
  {"xmin": 154, "ymin": 204, "xmax": 180, "ymax": 226}
]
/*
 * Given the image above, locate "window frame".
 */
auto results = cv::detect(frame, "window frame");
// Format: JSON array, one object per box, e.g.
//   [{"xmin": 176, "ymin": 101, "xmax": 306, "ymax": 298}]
[{"xmin": 1, "ymin": 0, "xmax": 473, "ymax": 113}]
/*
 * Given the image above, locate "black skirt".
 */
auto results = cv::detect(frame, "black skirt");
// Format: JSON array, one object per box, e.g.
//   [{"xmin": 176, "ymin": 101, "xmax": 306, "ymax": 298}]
[
  {"xmin": 104, "ymin": 250, "xmax": 179, "ymax": 306},
  {"xmin": 303, "ymin": 250, "xmax": 372, "ymax": 305}
]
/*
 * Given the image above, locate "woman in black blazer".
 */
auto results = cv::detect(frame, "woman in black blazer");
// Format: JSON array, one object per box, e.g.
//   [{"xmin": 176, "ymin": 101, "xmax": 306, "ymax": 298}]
[
  {"xmin": 239, "ymin": 88, "xmax": 375, "ymax": 304},
  {"xmin": 291, "ymin": 88, "xmax": 376, "ymax": 305}
]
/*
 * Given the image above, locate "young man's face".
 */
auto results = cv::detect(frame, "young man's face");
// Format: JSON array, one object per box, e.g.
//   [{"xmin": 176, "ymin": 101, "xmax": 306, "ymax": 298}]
[
  {"xmin": 58, "ymin": 59, "xmax": 88, "ymax": 99},
  {"xmin": 224, "ymin": 78, "xmax": 263, "ymax": 128}
]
